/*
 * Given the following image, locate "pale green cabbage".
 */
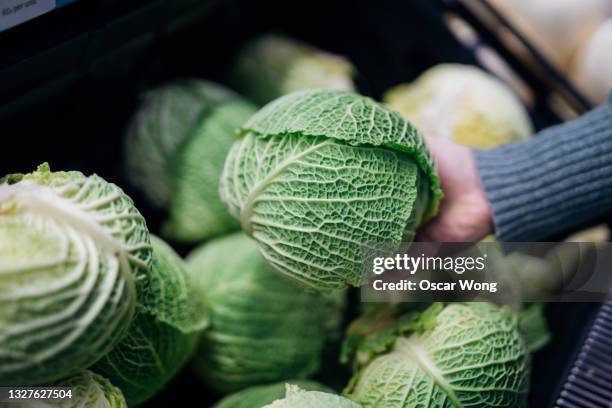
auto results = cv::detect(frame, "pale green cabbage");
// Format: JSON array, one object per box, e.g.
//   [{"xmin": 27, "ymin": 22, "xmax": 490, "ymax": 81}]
[
  {"xmin": 125, "ymin": 79, "xmax": 257, "ymax": 243},
  {"xmin": 187, "ymin": 233, "xmax": 346, "ymax": 392},
  {"xmin": 264, "ymin": 384, "xmax": 361, "ymax": 408},
  {"xmin": 212, "ymin": 380, "xmax": 333, "ymax": 408},
  {"xmin": 384, "ymin": 64, "xmax": 532, "ymax": 148},
  {"xmin": 232, "ymin": 34, "xmax": 356, "ymax": 105},
  {"xmin": 14, "ymin": 370, "xmax": 127, "ymax": 408},
  {"xmin": 0, "ymin": 164, "xmax": 151, "ymax": 386},
  {"xmin": 59, "ymin": 371, "xmax": 127, "ymax": 408},
  {"xmin": 518, "ymin": 303, "xmax": 550, "ymax": 354},
  {"xmin": 343, "ymin": 303, "xmax": 531, "ymax": 408},
  {"xmin": 57, "ymin": 370, "xmax": 127, "ymax": 408},
  {"xmin": 93, "ymin": 236, "xmax": 208, "ymax": 406},
  {"xmin": 220, "ymin": 89, "xmax": 441, "ymax": 290}
]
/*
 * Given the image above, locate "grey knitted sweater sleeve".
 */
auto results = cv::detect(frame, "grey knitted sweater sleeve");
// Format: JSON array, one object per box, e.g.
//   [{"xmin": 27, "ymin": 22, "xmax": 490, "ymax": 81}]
[{"xmin": 475, "ymin": 96, "xmax": 612, "ymax": 242}]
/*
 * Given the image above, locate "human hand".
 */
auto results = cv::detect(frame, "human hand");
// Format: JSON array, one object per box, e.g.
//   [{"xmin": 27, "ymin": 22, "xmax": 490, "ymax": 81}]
[{"xmin": 417, "ymin": 137, "xmax": 494, "ymax": 242}]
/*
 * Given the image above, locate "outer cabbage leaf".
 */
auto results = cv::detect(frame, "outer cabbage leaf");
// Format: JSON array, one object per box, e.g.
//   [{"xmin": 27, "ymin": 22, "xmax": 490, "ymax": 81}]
[
  {"xmin": 518, "ymin": 303, "xmax": 550, "ymax": 354},
  {"xmin": 125, "ymin": 79, "xmax": 257, "ymax": 242},
  {"xmin": 57, "ymin": 370, "xmax": 127, "ymax": 408},
  {"xmin": 340, "ymin": 303, "xmax": 405, "ymax": 370},
  {"xmin": 264, "ymin": 384, "xmax": 361, "ymax": 408},
  {"xmin": 0, "ymin": 164, "xmax": 151, "ymax": 386},
  {"xmin": 232, "ymin": 34, "xmax": 356, "ymax": 105},
  {"xmin": 220, "ymin": 89, "xmax": 441, "ymax": 290},
  {"xmin": 93, "ymin": 236, "xmax": 208, "ymax": 406},
  {"xmin": 13, "ymin": 370, "xmax": 127, "ymax": 408},
  {"xmin": 344, "ymin": 303, "xmax": 530, "ymax": 408},
  {"xmin": 212, "ymin": 380, "xmax": 332, "ymax": 408},
  {"xmin": 384, "ymin": 64, "xmax": 532, "ymax": 148},
  {"xmin": 188, "ymin": 233, "xmax": 346, "ymax": 392}
]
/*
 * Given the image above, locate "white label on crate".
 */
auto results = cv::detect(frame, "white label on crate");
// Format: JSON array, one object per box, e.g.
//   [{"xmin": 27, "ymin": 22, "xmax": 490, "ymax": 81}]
[{"xmin": 0, "ymin": 0, "xmax": 55, "ymax": 32}]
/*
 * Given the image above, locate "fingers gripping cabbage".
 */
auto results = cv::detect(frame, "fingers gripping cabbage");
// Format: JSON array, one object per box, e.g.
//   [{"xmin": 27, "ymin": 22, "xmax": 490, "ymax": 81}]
[
  {"xmin": 93, "ymin": 236, "xmax": 208, "ymax": 406},
  {"xmin": 344, "ymin": 303, "xmax": 531, "ymax": 408},
  {"xmin": 220, "ymin": 89, "xmax": 441, "ymax": 290},
  {"xmin": 0, "ymin": 164, "xmax": 152, "ymax": 386},
  {"xmin": 125, "ymin": 79, "xmax": 257, "ymax": 243},
  {"xmin": 263, "ymin": 384, "xmax": 362, "ymax": 408},
  {"xmin": 188, "ymin": 233, "xmax": 345, "ymax": 392}
]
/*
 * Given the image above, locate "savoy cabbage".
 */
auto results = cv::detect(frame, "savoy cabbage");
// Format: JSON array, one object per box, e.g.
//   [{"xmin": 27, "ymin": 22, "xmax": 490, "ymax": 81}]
[
  {"xmin": 220, "ymin": 89, "xmax": 441, "ymax": 290},
  {"xmin": 384, "ymin": 64, "xmax": 532, "ymax": 148},
  {"xmin": 93, "ymin": 236, "xmax": 208, "ymax": 406},
  {"xmin": 125, "ymin": 80, "xmax": 257, "ymax": 243},
  {"xmin": 232, "ymin": 34, "xmax": 356, "ymax": 105},
  {"xmin": 264, "ymin": 384, "xmax": 361, "ymax": 408},
  {"xmin": 343, "ymin": 303, "xmax": 534, "ymax": 408},
  {"xmin": 0, "ymin": 164, "xmax": 151, "ymax": 386},
  {"xmin": 212, "ymin": 380, "xmax": 333, "ymax": 408},
  {"xmin": 55, "ymin": 370, "xmax": 127, "ymax": 408},
  {"xmin": 188, "ymin": 233, "xmax": 345, "ymax": 392}
]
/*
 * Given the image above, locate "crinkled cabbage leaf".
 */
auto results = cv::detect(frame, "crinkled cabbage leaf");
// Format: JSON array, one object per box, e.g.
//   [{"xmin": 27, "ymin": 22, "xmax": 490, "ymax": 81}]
[
  {"xmin": 125, "ymin": 79, "xmax": 257, "ymax": 242},
  {"xmin": 0, "ymin": 164, "xmax": 151, "ymax": 385},
  {"xmin": 188, "ymin": 233, "xmax": 346, "ymax": 392},
  {"xmin": 14, "ymin": 370, "xmax": 127, "ymax": 408},
  {"xmin": 220, "ymin": 89, "xmax": 441, "ymax": 290},
  {"xmin": 344, "ymin": 303, "xmax": 531, "ymax": 408},
  {"xmin": 264, "ymin": 384, "xmax": 361, "ymax": 408},
  {"xmin": 213, "ymin": 380, "xmax": 332, "ymax": 408},
  {"xmin": 93, "ymin": 236, "xmax": 208, "ymax": 406},
  {"xmin": 58, "ymin": 370, "xmax": 127, "ymax": 408}
]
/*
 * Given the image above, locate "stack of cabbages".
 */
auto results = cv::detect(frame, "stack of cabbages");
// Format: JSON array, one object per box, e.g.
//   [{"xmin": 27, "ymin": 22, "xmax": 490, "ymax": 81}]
[{"xmin": 0, "ymin": 35, "xmax": 552, "ymax": 408}]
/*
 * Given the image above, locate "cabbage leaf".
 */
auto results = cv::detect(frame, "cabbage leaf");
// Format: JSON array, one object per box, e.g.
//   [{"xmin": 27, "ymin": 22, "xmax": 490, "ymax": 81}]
[
  {"xmin": 384, "ymin": 64, "xmax": 532, "ymax": 148},
  {"xmin": 213, "ymin": 380, "xmax": 333, "ymax": 408},
  {"xmin": 188, "ymin": 233, "xmax": 345, "ymax": 392},
  {"xmin": 57, "ymin": 370, "xmax": 127, "ymax": 408},
  {"xmin": 232, "ymin": 34, "xmax": 356, "ymax": 105},
  {"xmin": 220, "ymin": 89, "xmax": 441, "ymax": 290},
  {"xmin": 14, "ymin": 370, "xmax": 127, "ymax": 408},
  {"xmin": 125, "ymin": 80, "xmax": 257, "ymax": 242},
  {"xmin": 93, "ymin": 236, "xmax": 208, "ymax": 405},
  {"xmin": 264, "ymin": 384, "xmax": 361, "ymax": 408},
  {"xmin": 344, "ymin": 303, "xmax": 530, "ymax": 408},
  {"xmin": 0, "ymin": 164, "xmax": 151, "ymax": 385}
]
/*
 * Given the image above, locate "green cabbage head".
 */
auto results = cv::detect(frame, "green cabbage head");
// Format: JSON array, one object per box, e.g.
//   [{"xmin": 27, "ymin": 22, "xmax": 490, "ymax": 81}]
[
  {"xmin": 384, "ymin": 64, "xmax": 532, "ymax": 148},
  {"xmin": 188, "ymin": 233, "xmax": 346, "ymax": 392},
  {"xmin": 93, "ymin": 236, "xmax": 208, "ymax": 406},
  {"xmin": 14, "ymin": 370, "xmax": 127, "ymax": 408},
  {"xmin": 55, "ymin": 370, "xmax": 127, "ymax": 408},
  {"xmin": 264, "ymin": 384, "xmax": 361, "ymax": 408},
  {"xmin": 125, "ymin": 79, "xmax": 257, "ymax": 243},
  {"xmin": 0, "ymin": 164, "xmax": 151, "ymax": 386},
  {"xmin": 232, "ymin": 34, "xmax": 356, "ymax": 105},
  {"xmin": 212, "ymin": 380, "xmax": 333, "ymax": 408},
  {"xmin": 220, "ymin": 89, "xmax": 441, "ymax": 290},
  {"xmin": 343, "ymin": 303, "xmax": 531, "ymax": 408}
]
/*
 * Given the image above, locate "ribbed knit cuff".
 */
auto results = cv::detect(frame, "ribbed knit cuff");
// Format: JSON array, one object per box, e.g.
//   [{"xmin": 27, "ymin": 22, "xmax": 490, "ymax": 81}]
[{"xmin": 475, "ymin": 99, "xmax": 612, "ymax": 242}]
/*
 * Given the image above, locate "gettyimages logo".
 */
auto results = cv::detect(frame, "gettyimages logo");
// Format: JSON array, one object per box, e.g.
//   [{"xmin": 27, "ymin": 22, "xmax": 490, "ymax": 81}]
[
  {"xmin": 372, "ymin": 252, "xmax": 488, "ymax": 274},
  {"xmin": 361, "ymin": 242, "xmax": 612, "ymax": 304}
]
